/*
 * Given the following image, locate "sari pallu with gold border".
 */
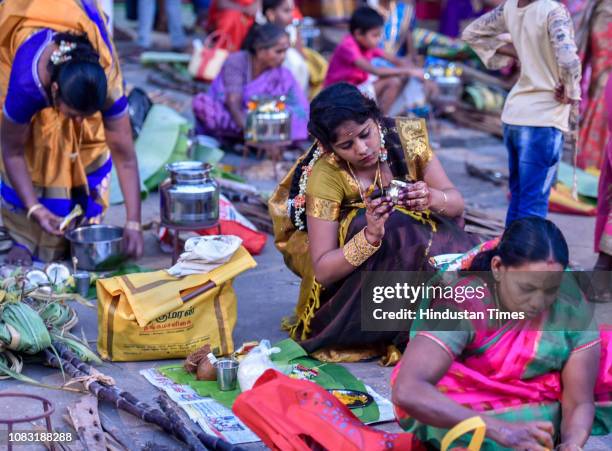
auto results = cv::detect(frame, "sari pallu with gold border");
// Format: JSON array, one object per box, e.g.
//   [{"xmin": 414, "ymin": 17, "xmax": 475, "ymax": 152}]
[
  {"xmin": 391, "ymin": 274, "xmax": 612, "ymax": 450},
  {"xmin": 269, "ymin": 117, "xmax": 478, "ymax": 359},
  {"xmin": 0, "ymin": 0, "xmax": 126, "ymax": 261}
]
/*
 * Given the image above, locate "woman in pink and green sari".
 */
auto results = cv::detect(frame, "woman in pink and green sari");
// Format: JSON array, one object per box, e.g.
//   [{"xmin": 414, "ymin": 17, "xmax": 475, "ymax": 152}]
[
  {"xmin": 391, "ymin": 217, "xmax": 612, "ymax": 450},
  {"xmin": 192, "ymin": 23, "xmax": 309, "ymax": 142}
]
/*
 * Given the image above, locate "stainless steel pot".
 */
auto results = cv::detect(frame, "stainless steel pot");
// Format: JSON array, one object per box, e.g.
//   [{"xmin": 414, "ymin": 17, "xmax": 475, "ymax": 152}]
[
  {"xmin": 66, "ymin": 225, "xmax": 125, "ymax": 271},
  {"xmin": 427, "ymin": 63, "xmax": 463, "ymax": 105},
  {"xmin": 244, "ymin": 96, "xmax": 292, "ymax": 143},
  {"xmin": 160, "ymin": 161, "xmax": 219, "ymax": 227}
]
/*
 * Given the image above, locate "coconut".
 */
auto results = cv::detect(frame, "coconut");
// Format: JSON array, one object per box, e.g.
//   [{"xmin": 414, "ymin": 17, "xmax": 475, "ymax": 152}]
[
  {"xmin": 0, "ymin": 266, "xmax": 13, "ymax": 279},
  {"xmin": 25, "ymin": 270, "xmax": 49, "ymax": 288},
  {"xmin": 183, "ymin": 344, "xmax": 213, "ymax": 375},
  {"xmin": 45, "ymin": 263, "xmax": 71, "ymax": 286},
  {"xmin": 196, "ymin": 359, "xmax": 216, "ymax": 381}
]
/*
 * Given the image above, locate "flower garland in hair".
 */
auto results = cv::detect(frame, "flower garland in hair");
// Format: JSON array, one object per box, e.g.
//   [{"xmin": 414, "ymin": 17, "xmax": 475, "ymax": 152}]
[
  {"xmin": 50, "ymin": 41, "xmax": 77, "ymax": 65},
  {"xmin": 288, "ymin": 142, "xmax": 324, "ymax": 231}
]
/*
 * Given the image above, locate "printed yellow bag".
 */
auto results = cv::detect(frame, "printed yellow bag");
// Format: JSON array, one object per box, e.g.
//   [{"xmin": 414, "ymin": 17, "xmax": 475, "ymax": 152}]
[{"xmin": 97, "ymin": 247, "xmax": 256, "ymax": 361}]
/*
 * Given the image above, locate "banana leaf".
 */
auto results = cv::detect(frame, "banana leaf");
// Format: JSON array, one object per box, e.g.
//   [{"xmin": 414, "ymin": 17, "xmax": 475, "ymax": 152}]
[
  {"xmin": 51, "ymin": 332, "xmax": 102, "ymax": 364},
  {"xmin": 110, "ymin": 105, "xmax": 188, "ymax": 205},
  {"xmin": 158, "ymin": 339, "xmax": 380, "ymax": 423},
  {"xmin": 140, "ymin": 52, "xmax": 191, "ymax": 65},
  {"xmin": 0, "ymin": 302, "xmax": 51, "ymax": 354}
]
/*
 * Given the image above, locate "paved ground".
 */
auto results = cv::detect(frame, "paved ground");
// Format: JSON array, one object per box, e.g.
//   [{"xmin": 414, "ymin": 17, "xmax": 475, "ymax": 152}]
[{"xmin": 0, "ymin": 14, "xmax": 609, "ymax": 450}]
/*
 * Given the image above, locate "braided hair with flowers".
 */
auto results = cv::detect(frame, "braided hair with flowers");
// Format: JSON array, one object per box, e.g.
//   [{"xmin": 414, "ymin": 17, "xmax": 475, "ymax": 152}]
[
  {"xmin": 287, "ymin": 83, "xmax": 407, "ymax": 231},
  {"xmin": 47, "ymin": 32, "xmax": 107, "ymax": 116}
]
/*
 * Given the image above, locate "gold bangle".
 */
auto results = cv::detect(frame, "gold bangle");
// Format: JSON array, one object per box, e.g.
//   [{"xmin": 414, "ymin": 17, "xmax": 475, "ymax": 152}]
[
  {"xmin": 125, "ymin": 220, "xmax": 142, "ymax": 232},
  {"xmin": 26, "ymin": 203, "xmax": 44, "ymax": 221},
  {"xmin": 437, "ymin": 190, "xmax": 448, "ymax": 215},
  {"xmin": 343, "ymin": 228, "xmax": 381, "ymax": 267}
]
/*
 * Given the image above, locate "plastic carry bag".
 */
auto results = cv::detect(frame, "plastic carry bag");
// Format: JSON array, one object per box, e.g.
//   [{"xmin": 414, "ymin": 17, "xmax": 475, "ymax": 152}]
[{"xmin": 237, "ymin": 340, "xmax": 280, "ymax": 391}]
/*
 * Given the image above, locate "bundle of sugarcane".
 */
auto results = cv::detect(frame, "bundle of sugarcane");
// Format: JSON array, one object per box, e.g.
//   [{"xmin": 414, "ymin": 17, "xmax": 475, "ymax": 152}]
[{"xmin": 43, "ymin": 343, "xmax": 243, "ymax": 451}]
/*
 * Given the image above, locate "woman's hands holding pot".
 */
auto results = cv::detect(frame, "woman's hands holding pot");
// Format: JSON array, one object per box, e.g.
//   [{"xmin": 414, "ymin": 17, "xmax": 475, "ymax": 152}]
[
  {"xmin": 364, "ymin": 195, "xmax": 393, "ymax": 244},
  {"xmin": 398, "ymin": 181, "xmax": 431, "ymax": 212}
]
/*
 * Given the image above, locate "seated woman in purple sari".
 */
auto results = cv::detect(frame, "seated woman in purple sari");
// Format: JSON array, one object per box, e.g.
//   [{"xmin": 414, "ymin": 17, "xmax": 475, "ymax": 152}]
[
  {"xmin": 193, "ymin": 23, "xmax": 309, "ymax": 142},
  {"xmin": 392, "ymin": 218, "xmax": 612, "ymax": 450}
]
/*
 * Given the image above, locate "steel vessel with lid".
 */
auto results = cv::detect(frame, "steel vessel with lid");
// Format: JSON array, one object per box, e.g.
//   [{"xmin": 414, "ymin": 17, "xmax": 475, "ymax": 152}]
[{"xmin": 160, "ymin": 161, "xmax": 219, "ymax": 227}]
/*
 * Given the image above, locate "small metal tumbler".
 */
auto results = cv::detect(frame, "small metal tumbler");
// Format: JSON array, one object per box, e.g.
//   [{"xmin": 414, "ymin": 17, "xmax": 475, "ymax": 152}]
[
  {"xmin": 387, "ymin": 179, "xmax": 410, "ymax": 204},
  {"xmin": 215, "ymin": 359, "xmax": 239, "ymax": 391},
  {"xmin": 73, "ymin": 271, "xmax": 90, "ymax": 297}
]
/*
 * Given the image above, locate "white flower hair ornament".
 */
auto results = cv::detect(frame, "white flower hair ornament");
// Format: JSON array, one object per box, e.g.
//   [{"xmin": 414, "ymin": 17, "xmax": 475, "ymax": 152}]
[{"xmin": 50, "ymin": 41, "xmax": 77, "ymax": 66}]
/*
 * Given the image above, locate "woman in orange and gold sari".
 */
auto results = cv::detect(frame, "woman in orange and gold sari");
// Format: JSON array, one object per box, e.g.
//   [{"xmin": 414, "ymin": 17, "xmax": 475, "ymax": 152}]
[
  {"xmin": 269, "ymin": 83, "xmax": 477, "ymax": 362},
  {"xmin": 0, "ymin": 0, "xmax": 143, "ymax": 264}
]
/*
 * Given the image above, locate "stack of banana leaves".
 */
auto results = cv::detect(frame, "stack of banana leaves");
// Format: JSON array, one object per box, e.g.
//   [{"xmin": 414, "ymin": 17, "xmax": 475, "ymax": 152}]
[{"xmin": 0, "ymin": 263, "xmax": 99, "ymax": 386}]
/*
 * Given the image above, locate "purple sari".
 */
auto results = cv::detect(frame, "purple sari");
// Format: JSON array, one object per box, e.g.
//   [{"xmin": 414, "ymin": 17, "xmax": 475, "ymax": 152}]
[{"xmin": 193, "ymin": 51, "xmax": 309, "ymax": 141}]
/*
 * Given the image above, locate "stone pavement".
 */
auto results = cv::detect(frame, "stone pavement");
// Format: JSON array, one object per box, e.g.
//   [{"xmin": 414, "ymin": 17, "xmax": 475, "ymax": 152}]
[
  {"xmin": 0, "ymin": 29, "xmax": 609, "ymax": 451},
  {"xmin": 1, "ymin": 126, "xmax": 608, "ymax": 449}
]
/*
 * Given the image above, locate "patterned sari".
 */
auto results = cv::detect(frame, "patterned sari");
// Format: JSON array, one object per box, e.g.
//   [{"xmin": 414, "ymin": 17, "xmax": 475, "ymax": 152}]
[
  {"xmin": 269, "ymin": 118, "xmax": 477, "ymax": 358},
  {"xmin": 573, "ymin": 0, "xmax": 612, "ymax": 170},
  {"xmin": 193, "ymin": 51, "xmax": 309, "ymax": 142},
  {"xmin": 0, "ymin": 0, "xmax": 126, "ymax": 261},
  {"xmin": 595, "ymin": 74, "xmax": 612, "ymax": 255},
  {"xmin": 391, "ymin": 274, "xmax": 612, "ymax": 450}
]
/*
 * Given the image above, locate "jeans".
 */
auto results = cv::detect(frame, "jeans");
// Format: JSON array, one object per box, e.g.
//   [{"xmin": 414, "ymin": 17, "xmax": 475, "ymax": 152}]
[
  {"xmin": 138, "ymin": 0, "xmax": 187, "ymax": 49},
  {"xmin": 192, "ymin": 0, "xmax": 210, "ymax": 12},
  {"xmin": 503, "ymin": 124, "xmax": 563, "ymax": 226}
]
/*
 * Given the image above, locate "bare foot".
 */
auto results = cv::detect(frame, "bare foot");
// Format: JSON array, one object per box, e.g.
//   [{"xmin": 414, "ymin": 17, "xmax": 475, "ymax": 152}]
[{"xmin": 6, "ymin": 245, "xmax": 32, "ymax": 266}]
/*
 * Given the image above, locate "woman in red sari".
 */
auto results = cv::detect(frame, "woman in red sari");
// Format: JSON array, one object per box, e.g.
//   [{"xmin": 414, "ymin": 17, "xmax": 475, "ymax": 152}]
[
  {"xmin": 207, "ymin": 0, "xmax": 259, "ymax": 51},
  {"xmin": 392, "ymin": 217, "xmax": 611, "ymax": 450}
]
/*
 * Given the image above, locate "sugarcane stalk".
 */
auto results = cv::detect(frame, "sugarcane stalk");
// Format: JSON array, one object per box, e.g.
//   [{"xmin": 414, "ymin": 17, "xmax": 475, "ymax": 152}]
[
  {"xmin": 157, "ymin": 394, "xmax": 207, "ymax": 451},
  {"xmin": 43, "ymin": 349, "xmax": 171, "ymax": 427},
  {"xmin": 42, "ymin": 348, "xmax": 244, "ymax": 451},
  {"xmin": 157, "ymin": 395, "xmax": 243, "ymax": 451}
]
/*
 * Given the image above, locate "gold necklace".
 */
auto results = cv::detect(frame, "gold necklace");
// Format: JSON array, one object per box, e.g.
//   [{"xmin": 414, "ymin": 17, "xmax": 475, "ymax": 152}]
[{"xmin": 347, "ymin": 160, "xmax": 382, "ymax": 202}]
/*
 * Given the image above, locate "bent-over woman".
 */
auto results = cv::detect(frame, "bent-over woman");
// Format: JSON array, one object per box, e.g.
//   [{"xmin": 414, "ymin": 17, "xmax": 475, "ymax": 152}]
[{"xmin": 0, "ymin": 0, "xmax": 143, "ymax": 264}]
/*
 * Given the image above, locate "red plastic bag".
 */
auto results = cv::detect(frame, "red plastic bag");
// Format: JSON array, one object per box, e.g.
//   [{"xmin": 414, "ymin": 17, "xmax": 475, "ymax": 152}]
[
  {"xmin": 233, "ymin": 369, "xmax": 426, "ymax": 451},
  {"xmin": 198, "ymin": 220, "xmax": 267, "ymax": 255}
]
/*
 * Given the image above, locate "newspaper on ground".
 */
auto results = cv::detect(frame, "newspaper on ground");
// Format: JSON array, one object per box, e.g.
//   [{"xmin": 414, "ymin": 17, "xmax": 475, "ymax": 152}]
[
  {"xmin": 141, "ymin": 368, "xmax": 396, "ymax": 444},
  {"xmin": 140, "ymin": 368, "xmax": 260, "ymax": 444}
]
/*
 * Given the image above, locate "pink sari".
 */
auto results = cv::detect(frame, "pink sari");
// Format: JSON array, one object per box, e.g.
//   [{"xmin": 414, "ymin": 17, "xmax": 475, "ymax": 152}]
[
  {"xmin": 594, "ymin": 75, "xmax": 612, "ymax": 255},
  {"xmin": 391, "ymin": 275, "xmax": 612, "ymax": 448}
]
